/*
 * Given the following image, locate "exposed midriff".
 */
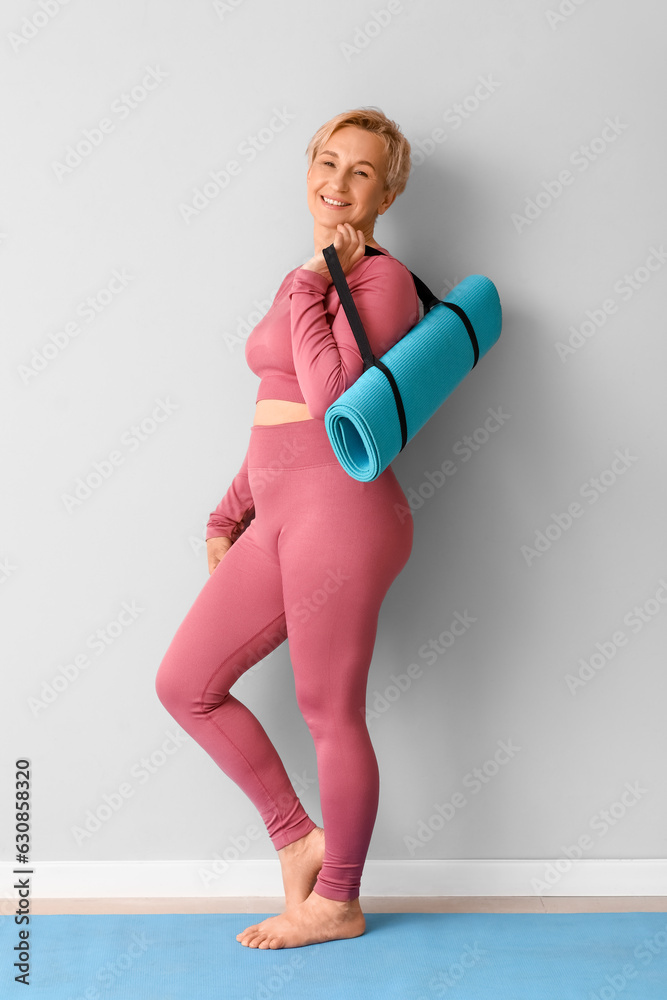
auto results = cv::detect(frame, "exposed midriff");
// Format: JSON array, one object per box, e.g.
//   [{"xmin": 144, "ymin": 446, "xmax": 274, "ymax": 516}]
[{"xmin": 252, "ymin": 399, "xmax": 313, "ymax": 425}]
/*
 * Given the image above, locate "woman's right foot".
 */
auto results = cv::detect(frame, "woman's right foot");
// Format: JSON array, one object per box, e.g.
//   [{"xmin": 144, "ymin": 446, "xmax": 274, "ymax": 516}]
[{"xmin": 277, "ymin": 826, "xmax": 325, "ymax": 909}]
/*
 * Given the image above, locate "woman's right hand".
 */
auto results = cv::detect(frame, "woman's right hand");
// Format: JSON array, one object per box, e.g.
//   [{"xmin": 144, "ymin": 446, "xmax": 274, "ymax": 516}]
[{"xmin": 207, "ymin": 535, "xmax": 233, "ymax": 575}]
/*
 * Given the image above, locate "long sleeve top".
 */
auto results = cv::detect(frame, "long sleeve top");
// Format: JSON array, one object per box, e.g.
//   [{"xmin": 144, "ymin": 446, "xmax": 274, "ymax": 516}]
[{"xmin": 205, "ymin": 245, "xmax": 420, "ymax": 542}]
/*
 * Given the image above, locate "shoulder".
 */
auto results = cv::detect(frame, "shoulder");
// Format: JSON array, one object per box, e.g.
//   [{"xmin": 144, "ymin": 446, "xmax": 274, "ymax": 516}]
[
  {"xmin": 354, "ymin": 248, "xmax": 412, "ymax": 278},
  {"xmin": 348, "ymin": 250, "xmax": 418, "ymax": 301}
]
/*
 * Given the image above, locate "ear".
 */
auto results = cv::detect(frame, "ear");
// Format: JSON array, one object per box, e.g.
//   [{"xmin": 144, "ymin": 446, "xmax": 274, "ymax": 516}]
[{"xmin": 377, "ymin": 189, "xmax": 398, "ymax": 216}]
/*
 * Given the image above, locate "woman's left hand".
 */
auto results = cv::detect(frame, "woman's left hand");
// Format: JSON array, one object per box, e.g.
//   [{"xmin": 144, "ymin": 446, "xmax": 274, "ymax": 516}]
[{"xmin": 302, "ymin": 223, "xmax": 367, "ymax": 281}]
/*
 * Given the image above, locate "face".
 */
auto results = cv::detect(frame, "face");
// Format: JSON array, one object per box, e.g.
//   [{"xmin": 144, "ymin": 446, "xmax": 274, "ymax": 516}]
[{"xmin": 306, "ymin": 126, "xmax": 397, "ymax": 237}]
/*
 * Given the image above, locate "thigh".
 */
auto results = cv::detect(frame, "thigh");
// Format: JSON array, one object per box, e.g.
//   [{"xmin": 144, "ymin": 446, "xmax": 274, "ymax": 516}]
[
  {"xmin": 280, "ymin": 460, "xmax": 413, "ymax": 622},
  {"xmin": 156, "ymin": 524, "xmax": 287, "ymax": 706},
  {"xmin": 279, "ymin": 463, "xmax": 413, "ymax": 717}
]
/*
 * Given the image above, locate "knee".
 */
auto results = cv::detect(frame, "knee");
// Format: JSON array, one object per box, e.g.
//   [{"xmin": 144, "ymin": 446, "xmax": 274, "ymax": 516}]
[
  {"xmin": 154, "ymin": 656, "xmax": 187, "ymax": 719},
  {"xmin": 154, "ymin": 663, "xmax": 173, "ymax": 713},
  {"xmin": 296, "ymin": 675, "xmax": 368, "ymax": 739},
  {"xmin": 294, "ymin": 685, "xmax": 335, "ymax": 738},
  {"xmin": 155, "ymin": 654, "xmax": 231, "ymax": 720}
]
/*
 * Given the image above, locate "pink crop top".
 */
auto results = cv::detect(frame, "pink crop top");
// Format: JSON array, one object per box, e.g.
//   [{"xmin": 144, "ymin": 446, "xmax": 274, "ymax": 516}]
[{"xmin": 206, "ymin": 246, "xmax": 420, "ymax": 542}]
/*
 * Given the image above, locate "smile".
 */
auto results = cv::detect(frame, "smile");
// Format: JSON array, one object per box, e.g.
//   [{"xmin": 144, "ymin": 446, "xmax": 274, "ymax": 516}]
[{"xmin": 321, "ymin": 195, "xmax": 350, "ymax": 207}]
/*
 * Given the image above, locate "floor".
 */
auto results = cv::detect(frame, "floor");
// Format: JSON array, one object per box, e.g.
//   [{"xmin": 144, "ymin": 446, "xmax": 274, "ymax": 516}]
[{"xmin": 33, "ymin": 897, "xmax": 667, "ymax": 914}]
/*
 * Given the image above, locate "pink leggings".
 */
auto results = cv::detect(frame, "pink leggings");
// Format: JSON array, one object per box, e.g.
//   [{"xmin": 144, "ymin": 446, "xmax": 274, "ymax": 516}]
[{"xmin": 155, "ymin": 417, "xmax": 413, "ymax": 901}]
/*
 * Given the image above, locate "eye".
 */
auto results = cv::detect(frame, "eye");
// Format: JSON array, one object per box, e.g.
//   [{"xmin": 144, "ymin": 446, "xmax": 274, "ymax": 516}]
[{"xmin": 319, "ymin": 160, "xmax": 368, "ymax": 177}]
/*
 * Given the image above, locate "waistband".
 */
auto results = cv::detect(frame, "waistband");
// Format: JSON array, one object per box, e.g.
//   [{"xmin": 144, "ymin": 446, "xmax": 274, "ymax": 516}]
[{"xmin": 247, "ymin": 417, "xmax": 339, "ymax": 470}]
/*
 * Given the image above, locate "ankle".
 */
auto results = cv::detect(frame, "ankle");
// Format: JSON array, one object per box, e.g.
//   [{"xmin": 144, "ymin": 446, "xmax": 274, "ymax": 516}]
[
  {"xmin": 313, "ymin": 890, "xmax": 360, "ymax": 908},
  {"xmin": 278, "ymin": 828, "xmax": 318, "ymax": 856}
]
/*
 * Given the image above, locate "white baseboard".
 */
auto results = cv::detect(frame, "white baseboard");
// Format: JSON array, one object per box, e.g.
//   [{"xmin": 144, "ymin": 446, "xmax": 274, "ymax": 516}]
[{"xmin": 2, "ymin": 859, "xmax": 666, "ymax": 900}]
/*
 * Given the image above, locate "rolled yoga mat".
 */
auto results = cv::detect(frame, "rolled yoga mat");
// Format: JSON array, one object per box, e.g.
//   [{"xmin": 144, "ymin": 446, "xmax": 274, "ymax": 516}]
[{"xmin": 324, "ymin": 273, "xmax": 502, "ymax": 481}]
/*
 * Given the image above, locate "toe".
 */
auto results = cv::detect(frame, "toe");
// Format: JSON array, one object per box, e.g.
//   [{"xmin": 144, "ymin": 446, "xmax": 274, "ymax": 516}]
[
  {"xmin": 237, "ymin": 929, "xmax": 259, "ymax": 947},
  {"xmin": 237, "ymin": 922, "xmax": 259, "ymax": 938}
]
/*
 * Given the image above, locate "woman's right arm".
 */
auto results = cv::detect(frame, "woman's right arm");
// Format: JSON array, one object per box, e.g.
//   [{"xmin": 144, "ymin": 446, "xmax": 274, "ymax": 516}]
[{"xmin": 205, "ymin": 439, "xmax": 255, "ymax": 574}]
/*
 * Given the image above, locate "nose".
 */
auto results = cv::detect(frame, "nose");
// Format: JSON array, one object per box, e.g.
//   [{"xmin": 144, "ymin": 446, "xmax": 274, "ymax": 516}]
[{"xmin": 329, "ymin": 168, "xmax": 350, "ymax": 191}]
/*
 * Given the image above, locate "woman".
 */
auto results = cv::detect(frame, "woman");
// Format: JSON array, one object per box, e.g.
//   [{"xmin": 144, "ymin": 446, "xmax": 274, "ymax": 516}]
[{"xmin": 155, "ymin": 107, "xmax": 420, "ymax": 949}]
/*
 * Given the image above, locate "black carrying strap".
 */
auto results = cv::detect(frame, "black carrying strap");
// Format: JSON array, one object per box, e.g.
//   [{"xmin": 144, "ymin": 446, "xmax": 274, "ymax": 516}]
[
  {"xmin": 364, "ymin": 244, "xmax": 441, "ymax": 314},
  {"xmin": 321, "ymin": 243, "xmax": 480, "ymax": 452}
]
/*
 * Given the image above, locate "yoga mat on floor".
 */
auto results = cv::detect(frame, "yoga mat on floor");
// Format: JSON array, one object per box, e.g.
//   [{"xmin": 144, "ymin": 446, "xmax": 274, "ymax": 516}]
[
  {"xmin": 4, "ymin": 911, "xmax": 666, "ymax": 999},
  {"xmin": 324, "ymin": 274, "xmax": 502, "ymax": 482}
]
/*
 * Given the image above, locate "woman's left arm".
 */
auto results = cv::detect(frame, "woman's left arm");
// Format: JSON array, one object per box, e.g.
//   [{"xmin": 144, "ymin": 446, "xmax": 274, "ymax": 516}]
[{"xmin": 288, "ymin": 255, "xmax": 419, "ymax": 420}]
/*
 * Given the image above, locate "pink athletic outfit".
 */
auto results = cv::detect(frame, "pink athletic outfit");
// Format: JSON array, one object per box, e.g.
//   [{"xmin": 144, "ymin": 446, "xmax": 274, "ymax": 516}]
[{"xmin": 155, "ymin": 245, "xmax": 419, "ymax": 901}]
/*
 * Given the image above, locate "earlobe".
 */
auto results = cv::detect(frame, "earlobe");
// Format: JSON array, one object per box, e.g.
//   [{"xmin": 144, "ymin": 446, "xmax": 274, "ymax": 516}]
[
  {"xmin": 381, "ymin": 191, "xmax": 397, "ymax": 214},
  {"xmin": 376, "ymin": 193, "xmax": 394, "ymax": 217}
]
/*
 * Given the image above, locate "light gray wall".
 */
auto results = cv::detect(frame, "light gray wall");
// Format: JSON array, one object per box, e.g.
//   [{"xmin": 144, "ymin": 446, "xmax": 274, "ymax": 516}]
[{"xmin": 3, "ymin": 0, "xmax": 665, "ymax": 879}]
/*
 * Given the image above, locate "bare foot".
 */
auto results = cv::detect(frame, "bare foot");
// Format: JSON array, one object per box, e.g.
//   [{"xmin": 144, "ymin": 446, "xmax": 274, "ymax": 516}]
[
  {"xmin": 278, "ymin": 826, "xmax": 325, "ymax": 909},
  {"xmin": 236, "ymin": 890, "xmax": 365, "ymax": 949}
]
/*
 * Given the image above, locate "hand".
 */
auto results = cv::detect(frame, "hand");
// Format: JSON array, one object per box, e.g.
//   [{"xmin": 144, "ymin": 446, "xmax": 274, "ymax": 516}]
[
  {"xmin": 206, "ymin": 535, "xmax": 233, "ymax": 575},
  {"xmin": 302, "ymin": 223, "xmax": 367, "ymax": 281}
]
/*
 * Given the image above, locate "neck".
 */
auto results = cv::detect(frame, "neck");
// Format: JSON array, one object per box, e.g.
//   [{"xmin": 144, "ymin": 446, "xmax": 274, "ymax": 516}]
[{"xmin": 312, "ymin": 219, "xmax": 381, "ymax": 256}]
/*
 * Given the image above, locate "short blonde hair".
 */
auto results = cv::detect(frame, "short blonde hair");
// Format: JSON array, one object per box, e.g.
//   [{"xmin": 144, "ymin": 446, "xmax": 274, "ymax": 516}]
[{"xmin": 305, "ymin": 106, "xmax": 411, "ymax": 198}]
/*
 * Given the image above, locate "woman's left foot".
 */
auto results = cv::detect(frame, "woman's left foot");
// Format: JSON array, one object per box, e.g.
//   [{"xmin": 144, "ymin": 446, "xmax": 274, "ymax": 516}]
[
  {"xmin": 278, "ymin": 826, "xmax": 325, "ymax": 909},
  {"xmin": 236, "ymin": 890, "xmax": 365, "ymax": 949}
]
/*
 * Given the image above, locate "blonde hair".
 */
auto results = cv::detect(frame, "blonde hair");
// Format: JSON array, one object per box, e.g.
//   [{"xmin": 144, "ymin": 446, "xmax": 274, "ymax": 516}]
[{"xmin": 305, "ymin": 106, "xmax": 411, "ymax": 198}]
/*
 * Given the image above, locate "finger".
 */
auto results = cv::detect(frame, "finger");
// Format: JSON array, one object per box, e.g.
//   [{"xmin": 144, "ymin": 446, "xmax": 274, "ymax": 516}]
[{"xmin": 334, "ymin": 226, "xmax": 350, "ymax": 252}]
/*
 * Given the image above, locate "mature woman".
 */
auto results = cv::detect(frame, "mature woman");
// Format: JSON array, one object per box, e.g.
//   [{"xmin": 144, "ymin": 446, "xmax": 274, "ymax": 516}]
[{"xmin": 155, "ymin": 107, "xmax": 420, "ymax": 949}]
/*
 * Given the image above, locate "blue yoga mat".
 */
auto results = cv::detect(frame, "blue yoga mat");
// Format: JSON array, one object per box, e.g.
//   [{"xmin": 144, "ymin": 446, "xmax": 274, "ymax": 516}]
[
  {"xmin": 5, "ymin": 911, "xmax": 666, "ymax": 999},
  {"xmin": 324, "ymin": 274, "xmax": 502, "ymax": 481}
]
